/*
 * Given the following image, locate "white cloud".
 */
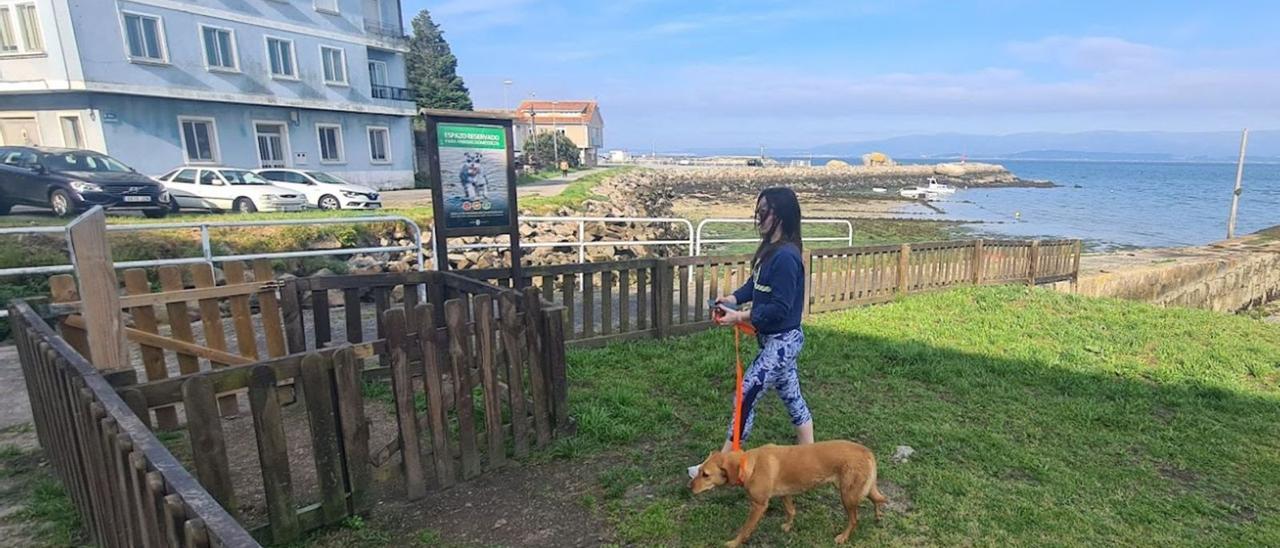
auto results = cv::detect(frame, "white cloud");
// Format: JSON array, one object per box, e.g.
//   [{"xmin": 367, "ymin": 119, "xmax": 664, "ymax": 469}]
[{"xmin": 1007, "ymin": 36, "xmax": 1168, "ymax": 73}]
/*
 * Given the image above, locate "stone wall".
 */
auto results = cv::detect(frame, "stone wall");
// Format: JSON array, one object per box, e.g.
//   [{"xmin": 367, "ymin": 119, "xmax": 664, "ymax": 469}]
[{"xmin": 1055, "ymin": 235, "xmax": 1280, "ymax": 313}]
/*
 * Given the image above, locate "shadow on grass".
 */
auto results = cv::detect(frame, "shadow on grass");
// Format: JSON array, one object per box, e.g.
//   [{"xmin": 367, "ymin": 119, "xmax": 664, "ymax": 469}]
[{"xmin": 557, "ymin": 288, "xmax": 1280, "ymax": 546}]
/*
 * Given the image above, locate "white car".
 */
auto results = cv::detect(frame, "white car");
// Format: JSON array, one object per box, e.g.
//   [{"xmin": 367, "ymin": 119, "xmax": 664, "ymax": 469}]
[
  {"xmin": 254, "ymin": 168, "xmax": 382, "ymax": 210},
  {"xmin": 156, "ymin": 167, "xmax": 307, "ymax": 213}
]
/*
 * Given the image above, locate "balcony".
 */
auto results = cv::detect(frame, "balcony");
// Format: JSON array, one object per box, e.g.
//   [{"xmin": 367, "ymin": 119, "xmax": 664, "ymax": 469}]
[
  {"xmin": 364, "ymin": 20, "xmax": 408, "ymax": 42},
  {"xmin": 371, "ymin": 85, "xmax": 416, "ymax": 102}
]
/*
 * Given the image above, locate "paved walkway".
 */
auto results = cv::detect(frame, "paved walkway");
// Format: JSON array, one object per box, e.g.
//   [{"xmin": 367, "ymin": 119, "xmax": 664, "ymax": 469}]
[
  {"xmin": 379, "ymin": 168, "xmax": 604, "ymax": 208},
  {"xmin": 0, "ymin": 345, "xmax": 30, "ymax": 430}
]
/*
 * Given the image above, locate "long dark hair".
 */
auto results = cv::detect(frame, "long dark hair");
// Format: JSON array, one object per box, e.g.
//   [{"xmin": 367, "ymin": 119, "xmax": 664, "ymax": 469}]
[{"xmin": 752, "ymin": 187, "xmax": 803, "ymax": 268}]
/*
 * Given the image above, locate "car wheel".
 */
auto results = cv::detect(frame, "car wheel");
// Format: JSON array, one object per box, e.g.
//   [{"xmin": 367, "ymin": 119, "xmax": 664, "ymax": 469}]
[
  {"xmin": 0, "ymin": 202, "xmax": 11, "ymax": 216},
  {"xmin": 318, "ymin": 194, "xmax": 341, "ymax": 210},
  {"xmin": 50, "ymin": 190, "xmax": 75, "ymax": 217},
  {"xmin": 169, "ymin": 199, "xmax": 181, "ymax": 213},
  {"xmin": 233, "ymin": 197, "xmax": 258, "ymax": 213},
  {"xmin": 143, "ymin": 208, "xmax": 168, "ymax": 219}
]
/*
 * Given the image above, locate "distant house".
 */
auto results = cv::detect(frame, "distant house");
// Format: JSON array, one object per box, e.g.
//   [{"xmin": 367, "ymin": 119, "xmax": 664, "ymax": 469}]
[
  {"xmin": 512, "ymin": 100, "xmax": 604, "ymax": 167},
  {"xmin": 0, "ymin": 0, "xmax": 417, "ymax": 189}
]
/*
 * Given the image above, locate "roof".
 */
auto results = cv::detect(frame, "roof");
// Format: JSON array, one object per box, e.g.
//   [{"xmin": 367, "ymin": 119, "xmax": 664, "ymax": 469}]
[
  {"xmin": 420, "ymin": 108, "xmax": 516, "ymax": 121},
  {"xmin": 512, "ymin": 100, "xmax": 600, "ymax": 125}
]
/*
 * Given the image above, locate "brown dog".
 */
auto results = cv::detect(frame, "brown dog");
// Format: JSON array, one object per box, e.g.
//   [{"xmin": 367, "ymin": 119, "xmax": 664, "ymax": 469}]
[{"xmin": 689, "ymin": 440, "xmax": 886, "ymax": 547}]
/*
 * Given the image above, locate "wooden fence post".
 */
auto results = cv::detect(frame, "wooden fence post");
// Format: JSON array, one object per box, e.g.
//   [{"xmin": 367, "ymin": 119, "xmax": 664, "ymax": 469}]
[
  {"xmin": 66, "ymin": 207, "xmax": 128, "ymax": 370},
  {"xmin": 896, "ymin": 243, "xmax": 911, "ymax": 295},
  {"xmin": 1071, "ymin": 240, "xmax": 1083, "ymax": 291},
  {"xmin": 971, "ymin": 239, "xmax": 985, "ymax": 285},
  {"xmin": 1028, "ymin": 240, "xmax": 1041, "ymax": 286},
  {"xmin": 801, "ymin": 249, "xmax": 813, "ymax": 318},
  {"xmin": 654, "ymin": 259, "xmax": 673, "ymax": 339},
  {"xmin": 542, "ymin": 306, "xmax": 570, "ymax": 433}
]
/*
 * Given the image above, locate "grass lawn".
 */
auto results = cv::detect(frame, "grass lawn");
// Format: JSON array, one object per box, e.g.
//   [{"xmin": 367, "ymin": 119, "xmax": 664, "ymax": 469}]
[
  {"xmin": 558, "ymin": 285, "xmax": 1280, "ymax": 546},
  {"xmin": 10, "ymin": 286, "xmax": 1279, "ymax": 545}
]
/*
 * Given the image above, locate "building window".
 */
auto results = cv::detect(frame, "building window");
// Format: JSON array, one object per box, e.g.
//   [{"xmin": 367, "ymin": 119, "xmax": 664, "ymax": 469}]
[
  {"xmin": 1, "ymin": 4, "xmax": 43, "ymax": 54},
  {"xmin": 122, "ymin": 12, "xmax": 165, "ymax": 62},
  {"xmin": 367, "ymin": 127, "xmax": 390, "ymax": 163},
  {"xmin": 15, "ymin": 4, "xmax": 40, "ymax": 52},
  {"xmin": 179, "ymin": 117, "xmax": 219, "ymax": 164},
  {"xmin": 368, "ymin": 60, "xmax": 388, "ymax": 86},
  {"xmin": 265, "ymin": 37, "xmax": 297, "ymax": 79},
  {"xmin": 315, "ymin": 0, "xmax": 339, "ymax": 14},
  {"xmin": 60, "ymin": 116, "xmax": 83, "ymax": 149},
  {"xmin": 200, "ymin": 25, "xmax": 237, "ymax": 71},
  {"xmin": 320, "ymin": 46, "xmax": 347, "ymax": 85},
  {"xmin": 0, "ymin": 7, "xmax": 15, "ymax": 53},
  {"xmin": 317, "ymin": 124, "xmax": 344, "ymax": 163}
]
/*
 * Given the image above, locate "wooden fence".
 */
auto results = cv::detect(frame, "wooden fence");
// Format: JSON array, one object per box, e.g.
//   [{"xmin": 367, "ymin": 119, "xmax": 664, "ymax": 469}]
[
  {"xmin": 13, "ymin": 237, "xmax": 1075, "ymax": 544},
  {"xmin": 462, "ymin": 238, "xmax": 1082, "ymax": 347},
  {"xmin": 24, "ymin": 266, "xmax": 568, "ymax": 545},
  {"xmin": 9, "ymin": 300, "xmax": 255, "ymax": 547}
]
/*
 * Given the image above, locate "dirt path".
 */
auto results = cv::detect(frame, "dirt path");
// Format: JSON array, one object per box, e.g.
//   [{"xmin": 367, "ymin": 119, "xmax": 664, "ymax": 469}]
[{"xmin": 0, "ymin": 346, "xmax": 30, "ymax": 430}]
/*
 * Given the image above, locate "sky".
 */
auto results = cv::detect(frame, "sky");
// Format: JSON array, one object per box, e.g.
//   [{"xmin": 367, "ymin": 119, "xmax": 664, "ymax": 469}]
[{"xmin": 405, "ymin": 0, "xmax": 1280, "ymax": 151}]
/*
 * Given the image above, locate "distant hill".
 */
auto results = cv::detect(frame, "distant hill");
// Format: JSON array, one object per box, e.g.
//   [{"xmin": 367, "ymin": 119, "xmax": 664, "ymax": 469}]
[{"xmin": 680, "ymin": 130, "xmax": 1280, "ymax": 163}]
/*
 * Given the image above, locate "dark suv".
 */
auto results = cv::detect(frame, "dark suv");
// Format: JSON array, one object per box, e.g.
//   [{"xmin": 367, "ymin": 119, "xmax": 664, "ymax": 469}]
[{"xmin": 0, "ymin": 146, "xmax": 170, "ymax": 218}]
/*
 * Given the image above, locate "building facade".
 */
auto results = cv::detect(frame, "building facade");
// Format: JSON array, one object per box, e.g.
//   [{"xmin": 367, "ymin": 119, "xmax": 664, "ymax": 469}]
[
  {"xmin": 0, "ymin": 0, "xmax": 417, "ymax": 189},
  {"xmin": 512, "ymin": 100, "xmax": 604, "ymax": 167}
]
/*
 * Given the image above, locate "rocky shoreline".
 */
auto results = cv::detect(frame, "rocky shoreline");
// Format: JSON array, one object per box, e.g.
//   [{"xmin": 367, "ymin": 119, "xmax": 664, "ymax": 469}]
[
  {"xmin": 646, "ymin": 162, "xmax": 1052, "ymax": 198},
  {"xmin": 439, "ymin": 162, "xmax": 1048, "ymax": 269}
]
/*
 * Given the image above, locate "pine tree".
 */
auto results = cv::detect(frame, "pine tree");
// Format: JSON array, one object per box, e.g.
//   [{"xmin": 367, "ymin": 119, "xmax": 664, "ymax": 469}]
[{"xmin": 406, "ymin": 10, "xmax": 473, "ymax": 111}]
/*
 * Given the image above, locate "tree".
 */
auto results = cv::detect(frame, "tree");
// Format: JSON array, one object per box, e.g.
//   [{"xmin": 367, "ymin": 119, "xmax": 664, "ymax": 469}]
[
  {"xmin": 524, "ymin": 132, "xmax": 580, "ymax": 169},
  {"xmin": 406, "ymin": 10, "xmax": 473, "ymax": 111}
]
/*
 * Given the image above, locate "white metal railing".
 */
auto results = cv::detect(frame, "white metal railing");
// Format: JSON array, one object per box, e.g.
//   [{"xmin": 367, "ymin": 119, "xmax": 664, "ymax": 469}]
[
  {"xmin": 0, "ymin": 213, "xmax": 852, "ymax": 317},
  {"xmin": 694, "ymin": 218, "xmax": 854, "ymax": 255},
  {"xmin": 443, "ymin": 216, "xmax": 698, "ymax": 263},
  {"xmin": 0, "ymin": 216, "xmax": 426, "ymax": 277}
]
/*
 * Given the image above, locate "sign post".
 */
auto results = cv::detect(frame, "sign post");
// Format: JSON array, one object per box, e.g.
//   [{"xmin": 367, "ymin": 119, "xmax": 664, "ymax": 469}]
[{"xmin": 423, "ymin": 109, "xmax": 523, "ymax": 285}]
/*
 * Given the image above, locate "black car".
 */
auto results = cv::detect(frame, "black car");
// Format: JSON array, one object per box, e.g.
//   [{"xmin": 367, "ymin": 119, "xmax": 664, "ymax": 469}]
[{"xmin": 0, "ymin": 146, "xmax": 170, "ymax": 218}]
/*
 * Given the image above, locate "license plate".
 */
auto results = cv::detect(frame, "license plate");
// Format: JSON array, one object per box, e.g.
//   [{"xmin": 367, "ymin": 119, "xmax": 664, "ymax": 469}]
[{"xmin": 123, "ymin": 195, "xmax": 151, "ymax": 203}]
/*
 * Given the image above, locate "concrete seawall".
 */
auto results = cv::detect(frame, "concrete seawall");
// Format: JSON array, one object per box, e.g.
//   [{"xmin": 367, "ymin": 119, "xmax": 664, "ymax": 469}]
[{"xmin": 1055, "ymin": 229, "xmax": 1280, "ymax": 313}]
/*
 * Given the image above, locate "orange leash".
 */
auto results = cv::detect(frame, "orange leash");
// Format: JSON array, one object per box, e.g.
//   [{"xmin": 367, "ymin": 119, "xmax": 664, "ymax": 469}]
[{"xmin": 729, "ymin": 321, "xmax": 755, "ymax": 484}]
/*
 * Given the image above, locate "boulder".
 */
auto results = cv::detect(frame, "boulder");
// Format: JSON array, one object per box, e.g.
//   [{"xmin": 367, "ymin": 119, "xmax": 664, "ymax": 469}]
[
  {"xmin": 347, "ymin": 255, "xmax": 383, "ymax": 275},
  {"xmin": 307, "ymin": 234, "xmax": 343, "ymax": 250}
]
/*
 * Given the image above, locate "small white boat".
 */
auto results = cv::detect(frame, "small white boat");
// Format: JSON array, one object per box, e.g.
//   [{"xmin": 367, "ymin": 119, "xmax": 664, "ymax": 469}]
[
  {"xmin": 899, "ymin": 177, "xmax": 956, "ymax": 200},
  {"xmin": 923, "ymin": 177, "xmax": 956, "ymax": 195},
  {"xmin": 872, "ymin": 187, "xmax": 887, "ymax": 193}
]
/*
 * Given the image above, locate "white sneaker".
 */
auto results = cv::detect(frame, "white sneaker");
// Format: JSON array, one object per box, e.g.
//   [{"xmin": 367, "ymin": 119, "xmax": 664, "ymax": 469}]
[{"xmin": 687, "ymin": 464, "xmax": 701, "ymax": 479}]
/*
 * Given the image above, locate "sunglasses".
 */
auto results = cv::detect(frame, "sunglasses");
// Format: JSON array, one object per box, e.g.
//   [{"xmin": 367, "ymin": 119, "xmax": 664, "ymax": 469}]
[{"xmin": 755, "ymin": 207, "xmax": 770, "ymax": 222}]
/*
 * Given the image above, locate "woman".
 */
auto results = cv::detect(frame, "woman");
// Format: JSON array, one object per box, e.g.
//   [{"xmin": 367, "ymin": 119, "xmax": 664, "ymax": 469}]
[{"xmin": 713, "ymin": 187, "xmax": 814, "ymax": 453}]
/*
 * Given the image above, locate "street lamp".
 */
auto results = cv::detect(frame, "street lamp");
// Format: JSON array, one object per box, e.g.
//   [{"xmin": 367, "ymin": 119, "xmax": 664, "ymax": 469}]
[{"xmin": 502, "ymin": 79, "xmax": 512, "ymax": 111}]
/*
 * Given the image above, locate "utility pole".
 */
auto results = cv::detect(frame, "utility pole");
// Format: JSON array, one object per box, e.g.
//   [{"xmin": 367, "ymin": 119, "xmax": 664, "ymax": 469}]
[
  {"xmin": 1227, "ymin": 128, "xmax": 1249, "ymax": 239},
  {"xmin": 552, "ymin": 100, "xmax": 560, "ymax": 167},
  {"xmin": 502, "ymin": 79, "xmax": 512, "ymax": 111}
]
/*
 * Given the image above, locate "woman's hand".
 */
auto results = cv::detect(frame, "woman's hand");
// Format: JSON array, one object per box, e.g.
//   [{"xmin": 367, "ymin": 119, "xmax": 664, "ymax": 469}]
[{"xmin": 714, "ymin": 309, "xmax": 749, "ymax": 326}]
